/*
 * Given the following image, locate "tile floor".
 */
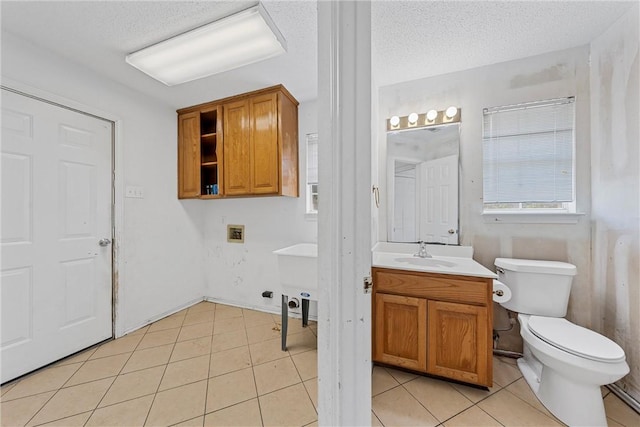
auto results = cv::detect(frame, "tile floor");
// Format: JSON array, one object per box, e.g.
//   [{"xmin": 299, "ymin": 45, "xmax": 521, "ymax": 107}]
[{"xmin": 1, "ymin": 301, "xmax": 638, "ymax": 426}]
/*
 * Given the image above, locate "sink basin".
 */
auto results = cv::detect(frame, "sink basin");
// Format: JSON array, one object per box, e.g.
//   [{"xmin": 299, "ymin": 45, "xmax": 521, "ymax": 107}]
[
  {"xmin": 394, "ymin": 257, "xmax": 457, "ymax": 268},
  {"xmin": 273, "ymin": 243, "xmax": 318, "ymax": 300}
]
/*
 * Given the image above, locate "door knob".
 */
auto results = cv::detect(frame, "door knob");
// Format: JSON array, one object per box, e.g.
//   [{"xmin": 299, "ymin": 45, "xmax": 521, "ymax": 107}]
[
  {"xmin": 99, "ymin": 238, "xmax": 112, "ymax": 247},
  {"xmin": 448, "ymin": 229, "xmax": 456, "ymax": 234}
]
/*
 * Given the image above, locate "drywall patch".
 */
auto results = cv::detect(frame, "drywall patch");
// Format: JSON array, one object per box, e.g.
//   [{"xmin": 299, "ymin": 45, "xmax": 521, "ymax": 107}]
[
  {"xmin": 512, "ymin": 237, "xmax": 568, "ymax": 262},
  {"xmin": 471, "ymin": 234, "xmax": 501, "ymax": 269},
  {"xmin": 509, "ymin": 63, "xmax": 567, "ymax": 88}
]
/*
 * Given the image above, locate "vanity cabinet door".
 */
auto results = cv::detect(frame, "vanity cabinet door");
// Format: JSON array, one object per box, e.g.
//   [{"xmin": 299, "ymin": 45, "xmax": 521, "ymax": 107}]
[
  {"xmin": 374, "ymin": 293, "xmax": 427, "ymax": 372},
  {"xmin": 427, "ymin": 300, "xmax": 489, "ymax": 386}
]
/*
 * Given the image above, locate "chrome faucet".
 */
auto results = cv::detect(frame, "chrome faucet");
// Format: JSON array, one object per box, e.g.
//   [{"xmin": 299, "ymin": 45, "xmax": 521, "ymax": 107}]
[{"xmin": 414, "ymin": 241, "xmax": 432, "ymax": 258}]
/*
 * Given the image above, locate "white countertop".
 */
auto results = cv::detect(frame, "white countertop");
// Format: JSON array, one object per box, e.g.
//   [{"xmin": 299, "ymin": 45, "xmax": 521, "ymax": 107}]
[{"xmin": 372, "ymin": 242, "xmax": 497, "ymax": 279}]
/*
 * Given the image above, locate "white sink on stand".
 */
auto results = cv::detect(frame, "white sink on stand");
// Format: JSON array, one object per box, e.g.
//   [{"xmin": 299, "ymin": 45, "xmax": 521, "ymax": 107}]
[{"xmin": 273, "ymin": 243, "xmax": 318, "ymax": 351}]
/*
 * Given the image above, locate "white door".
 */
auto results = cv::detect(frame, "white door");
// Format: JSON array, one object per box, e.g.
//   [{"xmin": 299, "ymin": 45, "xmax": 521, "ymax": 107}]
[
  {"xmin": 392, "ymin": 165, "xmax": 418, "ymax": 242},
  {"xmin": 421, "ymin": 154, "xmax": 459, "ymax": 244},
  {"xmin": 1, "ymin": 89, "xmax": 113, "ymax": 383}
]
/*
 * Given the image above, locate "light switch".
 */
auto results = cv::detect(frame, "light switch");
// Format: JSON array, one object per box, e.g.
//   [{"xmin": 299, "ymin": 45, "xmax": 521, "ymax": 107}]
[{"xmin": 125, "ymin": 186, "xmax": 144, "ymax": 198}]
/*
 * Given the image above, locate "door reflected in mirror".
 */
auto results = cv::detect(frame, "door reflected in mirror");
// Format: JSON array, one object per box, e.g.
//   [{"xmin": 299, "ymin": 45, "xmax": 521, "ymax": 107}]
[{"xmin": 387, "ymin": 123, "xmax": 460, "ymax": 244}]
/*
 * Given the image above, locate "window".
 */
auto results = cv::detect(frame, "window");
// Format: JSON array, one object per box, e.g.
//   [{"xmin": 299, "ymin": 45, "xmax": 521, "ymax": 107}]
[
  {"xmin": 306, "ymin": 133, "xmax": 318, "ymax": 215},
  {"xmin": 482, "ymin": 97, "xmax": 576, "ymax": 214}
]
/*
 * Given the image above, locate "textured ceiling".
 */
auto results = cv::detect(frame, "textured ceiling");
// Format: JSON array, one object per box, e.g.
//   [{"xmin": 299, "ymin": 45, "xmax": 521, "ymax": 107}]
[
  {"xmin": 1, "ymin": 1, "xmax": 634, "ymax": 109},
  {"xmin": 371, "ymin": 0, "xmax": 634, "ymax": 88}
]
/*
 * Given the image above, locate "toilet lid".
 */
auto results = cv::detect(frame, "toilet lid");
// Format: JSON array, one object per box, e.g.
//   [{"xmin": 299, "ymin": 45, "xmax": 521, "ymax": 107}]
[{"xmin": 528, "ymin": 316, "xmax": 626, "ymax": 363}]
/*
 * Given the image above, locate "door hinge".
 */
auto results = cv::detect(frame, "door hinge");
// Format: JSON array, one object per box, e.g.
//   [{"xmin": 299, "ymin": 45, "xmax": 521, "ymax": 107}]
[{"xmin": 364, "ymin": 275, "xmax": 373, "ymax": 294}]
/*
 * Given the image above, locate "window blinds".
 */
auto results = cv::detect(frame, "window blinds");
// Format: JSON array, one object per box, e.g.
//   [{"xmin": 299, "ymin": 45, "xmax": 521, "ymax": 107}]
[
  {"xmin": 482, "ymin": 98, "xmax": 575, "ymax": 204},
  {"xmin": 307, "ymin": 133, "xmax": 318, "ymax": 184}
]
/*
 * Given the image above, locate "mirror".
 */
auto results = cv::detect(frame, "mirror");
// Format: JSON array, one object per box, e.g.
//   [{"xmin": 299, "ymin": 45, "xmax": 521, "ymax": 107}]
[{"xmin": 387, "ymin": 123, "xmax": 460, "ymax": 244}]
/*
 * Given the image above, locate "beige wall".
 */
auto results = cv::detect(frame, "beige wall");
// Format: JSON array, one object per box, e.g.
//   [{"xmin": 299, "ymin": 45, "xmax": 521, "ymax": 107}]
[{"xmin": 590, "ymin": 4, "xmax": 640, "ymax": 401}]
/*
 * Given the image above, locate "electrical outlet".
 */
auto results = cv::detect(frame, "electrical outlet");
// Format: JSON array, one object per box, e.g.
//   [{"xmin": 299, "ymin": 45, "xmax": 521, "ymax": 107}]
[{"xmin": 125, "ymin": 186, "xmax": 144, "ymax": 198}]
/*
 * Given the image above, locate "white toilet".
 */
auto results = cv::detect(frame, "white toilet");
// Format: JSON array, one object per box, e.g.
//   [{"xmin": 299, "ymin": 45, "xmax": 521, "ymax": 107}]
[{"xmin": 495, "ymin": 258, "xmax": 629, "ymax": 427}]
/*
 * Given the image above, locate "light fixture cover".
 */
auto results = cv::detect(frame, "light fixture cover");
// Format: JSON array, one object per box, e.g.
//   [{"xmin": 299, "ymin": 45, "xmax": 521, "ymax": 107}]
[
  {"xmin": 126, "ymin": 4, "xmax": 287, "ymax": 86},
  {"xmin": 445, "ymin": 106, "xmax": 458, "ymax": 118}
]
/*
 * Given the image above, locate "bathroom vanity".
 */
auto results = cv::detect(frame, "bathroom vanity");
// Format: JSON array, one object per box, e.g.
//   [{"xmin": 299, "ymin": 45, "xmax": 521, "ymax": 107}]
[{"xmin": 372, "ymin": 243, "xmax": 496, "ymax": 387}]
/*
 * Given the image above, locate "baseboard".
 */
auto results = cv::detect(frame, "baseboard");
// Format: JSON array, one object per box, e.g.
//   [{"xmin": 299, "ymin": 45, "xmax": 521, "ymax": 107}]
[
  {"xmin": 203, "ymin": 296, "xmax": 319, "ymax": 322},
  {"xmin": 492, "ymin": 349, "xmax": 522, "ymax": 358},
  {"xmin": 119, "ymin": 297, "xmax": 205, "ymax": 337},
  {"xmin": 607, "ymin": 383, "xmax": 640, "ymax": 415}
]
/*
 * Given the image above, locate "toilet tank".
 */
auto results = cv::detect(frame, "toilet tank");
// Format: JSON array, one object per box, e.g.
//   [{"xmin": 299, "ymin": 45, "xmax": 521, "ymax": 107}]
[{"xmin": 495, "ymin": 258, "xmax": 577, "ymax": 317}]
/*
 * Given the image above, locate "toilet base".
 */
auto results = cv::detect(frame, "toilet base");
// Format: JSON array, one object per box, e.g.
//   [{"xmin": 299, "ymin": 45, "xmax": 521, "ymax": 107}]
[{"xmin": 518, "ymin": 357, "xmax": 607, "ymax": 426}]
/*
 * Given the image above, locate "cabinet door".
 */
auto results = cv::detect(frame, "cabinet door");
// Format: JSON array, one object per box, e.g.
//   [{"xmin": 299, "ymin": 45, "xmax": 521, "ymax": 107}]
[
  {"xmin": 427, "ymin": 300, "xmax": 489, "ymax": 386},
  {"xmin": 178, "ymin": 112, "xmax": 201, "ymax": 198},
  {"xmin": 374, "ymin": 293, "xmax": 427, "ymax": 371},
  {"xmin": 249, "ymin": 93, "xmax": 279, "ymax": 194},
  {"xmin": 223, "ymin": 99, "xmax": 251, "ymax": 195}
]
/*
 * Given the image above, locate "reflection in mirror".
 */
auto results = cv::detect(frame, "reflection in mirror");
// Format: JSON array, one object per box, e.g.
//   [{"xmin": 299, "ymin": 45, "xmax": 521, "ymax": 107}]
[{"xmin": 387, "ymin": 123, "xmax": 460, "ymax": 244}]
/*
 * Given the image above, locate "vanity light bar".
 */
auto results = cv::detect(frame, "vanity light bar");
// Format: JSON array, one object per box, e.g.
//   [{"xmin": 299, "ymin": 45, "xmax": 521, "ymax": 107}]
[{"xmin": 387, "ymin": 107, "xmax": 461, "ymax": 132}]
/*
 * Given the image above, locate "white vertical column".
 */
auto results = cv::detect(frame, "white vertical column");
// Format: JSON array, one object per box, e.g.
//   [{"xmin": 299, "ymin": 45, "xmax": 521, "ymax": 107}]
[{"xmin": 317, "ymin": 1, "xmax": 372, "ymax": 426}]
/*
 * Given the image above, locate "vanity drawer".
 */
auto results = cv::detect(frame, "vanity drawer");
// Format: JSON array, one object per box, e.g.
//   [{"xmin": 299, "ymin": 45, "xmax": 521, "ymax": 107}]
[{"xmin": 373, "ymin": 268, "xmax": 490, "ymax": 306}]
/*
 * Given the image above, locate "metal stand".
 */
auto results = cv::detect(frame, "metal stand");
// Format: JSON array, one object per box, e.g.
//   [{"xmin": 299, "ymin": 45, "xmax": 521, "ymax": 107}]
[
  {"xmin": 281, "ymin": 294, "xmax": 310, "ymax": 351},
  {"xmin": 281, "ymin": 294, "xmax": 288, "ymax": 351},
  {"xmin": 302, "ymin": 298, "xmax": 309, "ymax": 326}
]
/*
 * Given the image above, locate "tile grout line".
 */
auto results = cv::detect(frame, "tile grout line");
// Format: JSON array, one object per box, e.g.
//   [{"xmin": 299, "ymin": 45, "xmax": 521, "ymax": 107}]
[
  {"xmin": 245, "ymin": 310, "xmax": 266, "ymax": 427},
  {"xmin": 398, "ymin": 380, "xmax": 442, "ymax": 423},
  {"xmin": 21, "ymin": 351, "xmax": 92, "ymax": 426},
  {"xmin": 289, "ymin": 346, "xmax": 318, "ymax": 418},
  {"xmin": 472, "ymin": 403, "xmax": 507, "ymax": 427},
  {"xmin": 165, "ymin": 301, "xmax": 216, "ymax": 427},
  {"xmin": 398, "ymin": 374, "xmax": 474, "ymax": 425},
  {"xmin": 140, "ymin": 308, "xmax": 189, "ymax": 427},
  {"xmin": 23, "ymin": 324, "xmax": 154, "ymax": 427},
  {"xmin": 200, "ymin": 303, "xmax": 219, "ymax": 426},
  {"xmin": 498, "ymin": 383, "xmax": 565, "ymax": 425},
  {"xmin": 82, "ymin": 312, "xmax": 168, "ymax": 427}
]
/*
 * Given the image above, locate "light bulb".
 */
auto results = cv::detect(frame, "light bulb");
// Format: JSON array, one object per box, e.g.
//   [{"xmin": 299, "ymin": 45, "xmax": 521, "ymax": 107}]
[
  {"xmin": 390, "ymin": 116, "xmax": 400, "ymax": 127},
  {"xmin": 426, "ymin": 110, "xmax": 438, "ymax": 121},
  {"xmin": 408, "ymin": 112, "xmax": 419, "ymax": 124},
  {"xmin": 445, "ymin": 106, "xmax": 458, "ymax": 118}
]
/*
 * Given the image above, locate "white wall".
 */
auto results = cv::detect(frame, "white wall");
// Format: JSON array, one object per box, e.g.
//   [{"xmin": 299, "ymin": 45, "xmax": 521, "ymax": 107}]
[
  {"xmin": 203, "ymin": 100, "xmax": 318, "ymax": 315},
  {"xmin": 377, "ymin": 46, "xmax": 593, "ymax": 350},
  {"xmin": 590, "ymin": 4, "xmax": 640, "ymax": 401},
  {"xmin": 1, "ymin": 32, "xmax": 207, "ymax": 336}
]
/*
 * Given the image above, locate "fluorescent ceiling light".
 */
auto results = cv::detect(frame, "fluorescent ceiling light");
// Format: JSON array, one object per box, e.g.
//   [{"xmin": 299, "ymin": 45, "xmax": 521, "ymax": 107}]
[{"xmin": 126, "ymin": 3, "xmax": 287, "ymax": 86}]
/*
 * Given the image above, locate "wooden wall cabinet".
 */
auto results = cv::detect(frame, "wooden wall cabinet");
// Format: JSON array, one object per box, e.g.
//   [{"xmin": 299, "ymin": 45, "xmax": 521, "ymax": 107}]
[
  {"xmin": 372, "ymin": 267, "xmax": 493, "ymax": 387},
  {"xmin": 177, "ymin": 85, "xmax": 298, "ymax": 199}
]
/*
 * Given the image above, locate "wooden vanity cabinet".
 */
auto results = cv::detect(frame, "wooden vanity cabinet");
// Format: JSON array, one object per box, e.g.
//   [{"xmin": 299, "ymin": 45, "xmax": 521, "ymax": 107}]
[
  {"xmin": 372, "ymin": 267, "xmax": 493, "ymax": 387},
  {"xmin": 177, "ymin": 85, "xmax": 298, "ymax": 199},
  {"xmin": 374, "ymin": 293, "xmax": 427, "ymax": 371},
  {"xmin": 427, "ymin": 300, "xmax": 489, "ymax": 385}
]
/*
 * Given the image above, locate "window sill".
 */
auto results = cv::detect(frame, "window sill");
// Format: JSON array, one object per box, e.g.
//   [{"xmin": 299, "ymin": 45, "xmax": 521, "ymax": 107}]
[{"xmin": 482, "ymin": 211, "xmax": 585, "ymax": 224}]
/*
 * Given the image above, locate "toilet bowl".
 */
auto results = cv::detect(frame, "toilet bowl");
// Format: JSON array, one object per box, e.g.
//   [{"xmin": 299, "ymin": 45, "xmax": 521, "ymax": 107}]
[
  {"xmin": 517, "ymin": 314, "xmax": 629, "ymax": 426},
  {"xmin": 494, "ymin": 258, "xmax": 630, "ymax": 427}
]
